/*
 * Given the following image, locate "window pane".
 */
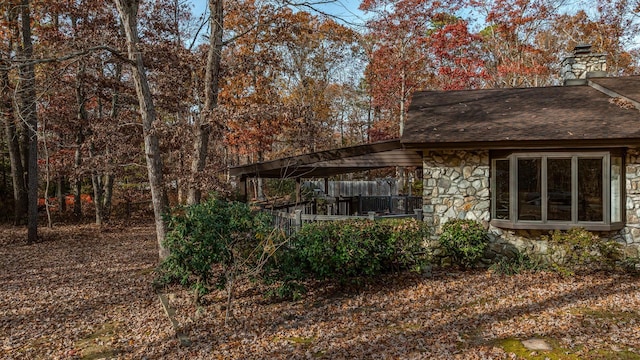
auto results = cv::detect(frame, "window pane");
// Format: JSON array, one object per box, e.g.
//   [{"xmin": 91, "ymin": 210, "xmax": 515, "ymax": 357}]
[
  {"xmin": 611, "ymin": 156, "xmax": 622, "ymax": 223},
  {"xmin": 495, "ymin": 160, "xmax": 510, "ymax": 219},
  {"xmin": 518, "ymin": 158, "xmax": 541, "ymax": 221},
  {"xmin": 547, "ymin": 158, "xmax": 572, "ymax": 221},
  {"xmin": 578, "ymin": 158, "xmax": 603, "ymax": 222}
]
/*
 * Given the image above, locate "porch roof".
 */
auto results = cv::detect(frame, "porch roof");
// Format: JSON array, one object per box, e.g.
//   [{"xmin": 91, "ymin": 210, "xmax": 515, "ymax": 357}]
[{"xmin": 228, "ymin": 139, "xmax": 423, "ymax": 179}]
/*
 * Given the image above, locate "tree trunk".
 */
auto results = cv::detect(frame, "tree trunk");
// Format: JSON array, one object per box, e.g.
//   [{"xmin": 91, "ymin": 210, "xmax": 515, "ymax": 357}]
[
  {"xmin": 41, "ymin": 118, "xmax": 52, "ymax": 228},
  {"xmin": 56, "ymin": 175, "xmax": 66, "ymax": 212},
  {"xmin": 186, "ymin": 0, "xmax": 223, "ymax": 205},
  {"xmin": 115, "ymin": 0, "xmax": 168, "ymax": 259},
  {"xmin": 73, "ymin": 61, "xmax": 87, "ymax": 220},
  {"xmin": 102, "ymin": 173, "xmax": 114, "ymax": 220},
  {"xmin": 89, "ymin": 144, "xmax": 105, "ymax": 225},
  {"xmin": 90, "ymin": 173, "xmax": 104, "ymax": 225},
  {"xmin": 0, "ymin": 55, "xmax": 28, "ymax": 225},
  {"xmin": 101, "ymin": 62, "xmax": 122, "ymax": 222},
  {"xmin": 73, "ymin": 168, "xmax": 82, "ymax": 218},
  {"xmin": 17, "ymin": 0, "xmax": 38, "ymax": 242}
]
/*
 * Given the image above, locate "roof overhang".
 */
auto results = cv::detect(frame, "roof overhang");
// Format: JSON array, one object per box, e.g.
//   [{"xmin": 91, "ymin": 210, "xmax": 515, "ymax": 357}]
[
  {"xmin": 228, "ymin": 139, "xmax": 423, "ymax": 179},
  {"xmin": 402, "ymin": 138, "xmax": 640, "ymax": 151}
]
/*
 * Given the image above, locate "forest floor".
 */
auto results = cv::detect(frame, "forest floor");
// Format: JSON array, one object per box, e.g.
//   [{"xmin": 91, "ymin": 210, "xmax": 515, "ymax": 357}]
[{"xmin": 1, "ymin": 223, "xmax": 639, "ymax": 359}]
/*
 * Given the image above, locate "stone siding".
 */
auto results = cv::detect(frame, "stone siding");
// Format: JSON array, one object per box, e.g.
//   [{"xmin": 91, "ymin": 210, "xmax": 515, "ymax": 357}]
[
  {"xmin": 620, "ymin": 149, "xmax": 640, "ymax": 256},
  {"xmin": 422, "ymin": 149, "xmax": 640, "ymax": 258},
  {"xmin": 561, "ymin": 53, "xmax": 607, "ymax": 81},
  {"xmin": 422, "ymin": 150, "xmax": 490, "ymax": 235}
]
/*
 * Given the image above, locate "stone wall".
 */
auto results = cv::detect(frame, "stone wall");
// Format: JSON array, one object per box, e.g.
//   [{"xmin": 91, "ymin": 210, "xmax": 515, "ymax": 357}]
[
  {"xmin": 422, "ymin": 150, "xmax": 491, "ymax": 235},
  {"xmin": 619, "ymin": 149, "xmax": 640, "ymax": 256},
  {"xmin": 561, "ymin": 53, "xmax": 607, "ymax": 83},
  {"xmin": 422, "ymin": 149, "xmax": 640, "ymax": 259}
]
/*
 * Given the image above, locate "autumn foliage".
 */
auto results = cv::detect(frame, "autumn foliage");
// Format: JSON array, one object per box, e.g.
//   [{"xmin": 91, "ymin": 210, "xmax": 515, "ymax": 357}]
[
  {"xmin": 361, "ymin": 0, "xmax": 640, "ymax": 135},
  {"xmin": 1, "ymin": 0, "xmax": 639, "ymax": 227}
]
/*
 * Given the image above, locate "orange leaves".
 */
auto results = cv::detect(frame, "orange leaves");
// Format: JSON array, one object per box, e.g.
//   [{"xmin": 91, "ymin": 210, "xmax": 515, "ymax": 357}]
[
  {"xmin": 426, "ymin": 19, "xmax": 488, "ymax": 90},
  {"xmin": 220, "ymin": 2, "xmax": 360, "ymax": 159}
]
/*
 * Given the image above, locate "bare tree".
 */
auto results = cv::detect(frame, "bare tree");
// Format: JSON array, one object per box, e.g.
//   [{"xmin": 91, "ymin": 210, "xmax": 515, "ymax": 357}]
[
  {"xmin": 187, "ymin": 0, "xmax": 223, "ymax": 205},
  {"xmin": 16, "ymin": 0, "xmax": 38, "ymax": 242},
  {"xmin": 114, "ymin": 0, "xmax": 168, "ymax": 258},
  {"xmin": 0, "ymin": 51, "xmax": 28, "ymax": 225}
]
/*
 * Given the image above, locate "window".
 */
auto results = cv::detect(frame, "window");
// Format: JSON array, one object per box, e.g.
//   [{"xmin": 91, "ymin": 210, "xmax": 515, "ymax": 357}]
[{"xmin": 491, "ymin": 151, "xmax": 624, "ymax": 231}]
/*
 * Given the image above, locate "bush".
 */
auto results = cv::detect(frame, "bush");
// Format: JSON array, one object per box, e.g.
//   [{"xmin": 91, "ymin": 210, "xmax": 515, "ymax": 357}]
[
  {"xmin": 544, "ymin": 227, "xmax": 623, "ymax": 275},
  {"xmin": 490, "ymin": 252, "xmax": 543, "ymax": 275},
  {"xmin": 267, "ymin": 218, "xmax": 430, "ymax": 293},
  {"xmin": 382, "ymin": 218, "xmax": 432, "ymax": 272},
  {"xmin": 621, "ymin": 256, "xmax": 640, "ymax": 273},
  {"xmin": 155, "ymin": 198, "xmax": 276, "ymax": 299},
  {"xmin": 438, "ymin": 219, "xmax": 489, "ymax": 269}
]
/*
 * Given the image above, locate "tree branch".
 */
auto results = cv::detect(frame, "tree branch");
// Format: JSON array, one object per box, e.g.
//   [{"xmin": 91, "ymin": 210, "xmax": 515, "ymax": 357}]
[
  {"xmin": 3, "ymin": 45, "xmax": 131, "ymax": 70},
  {"xmin": 283, "ymin": 0, "xmax": 365, "ymax": 27}
]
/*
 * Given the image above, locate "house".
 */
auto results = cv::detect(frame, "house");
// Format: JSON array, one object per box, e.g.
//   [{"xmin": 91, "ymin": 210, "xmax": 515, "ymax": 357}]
[
  {"xmin": 403, "ymin": 46, "xmax": 640, "ymax": 256},
  {"xmin": 230, "ymin": 46, "xmax": 640, "ymax": 257}
]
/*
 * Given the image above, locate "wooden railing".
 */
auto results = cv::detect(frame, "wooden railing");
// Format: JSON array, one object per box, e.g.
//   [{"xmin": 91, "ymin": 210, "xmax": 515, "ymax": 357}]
[
  {"xmin": 258, "ymin": 195, "xmax": 422, "ymax": 217},
  {"xmin": 355, "ymin": 195, "xmax": 423, "ymax": 215},
  {"xmin": 266, "ymin": 209, "xmax": 424, "ymax": 236}
]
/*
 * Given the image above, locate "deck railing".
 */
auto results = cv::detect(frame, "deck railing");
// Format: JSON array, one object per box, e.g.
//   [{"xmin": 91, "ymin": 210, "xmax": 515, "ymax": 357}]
[
  {"xmin": 261, "ymin": 195, "xmax": 422, "ymax": 216},
  {"xmin": 355, "ymin": 195, "xmax": 423, "ymax": 215},
  {"xmin": 266, "ymin": 208, "xmax": 424, "ymax": 236}
]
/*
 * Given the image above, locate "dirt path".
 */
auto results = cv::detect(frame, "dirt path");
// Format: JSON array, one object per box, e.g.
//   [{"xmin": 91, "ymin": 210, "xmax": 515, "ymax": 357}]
[{"xmin": 0, "ymin": 224, "xmax": 176, "ymax": 359}]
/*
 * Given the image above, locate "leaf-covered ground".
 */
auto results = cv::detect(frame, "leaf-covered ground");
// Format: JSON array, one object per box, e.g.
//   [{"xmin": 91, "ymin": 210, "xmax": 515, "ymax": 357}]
[{"xmin": 1, "ymin": 223, "xmax": 639, "ymax": 359}]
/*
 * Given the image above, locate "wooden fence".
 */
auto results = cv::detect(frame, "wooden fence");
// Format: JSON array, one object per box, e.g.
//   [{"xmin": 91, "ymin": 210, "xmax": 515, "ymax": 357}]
[{"xmin": 266, "ymin": 209, "xmax": 424, "ymax": 236}]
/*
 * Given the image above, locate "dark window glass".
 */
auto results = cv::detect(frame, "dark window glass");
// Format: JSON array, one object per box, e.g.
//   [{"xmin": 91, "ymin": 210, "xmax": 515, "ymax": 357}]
[
  {"xmin": 495, "ymin": 160, "xmax": 510, "ymax": 219},
  {"xmin": 518, "ymin": 158, "xmax": 541, "ymax": 221},
  {"xmin": 578, "ymin": 158, "xmax": 603, "ymax": 221},
  {"xmin": 547, "ymin": 158, "xmax": 572, "ymax": 221},
  {"xmin": 492, "ymin": 152, "xmax": 617, "ymax": 229}
]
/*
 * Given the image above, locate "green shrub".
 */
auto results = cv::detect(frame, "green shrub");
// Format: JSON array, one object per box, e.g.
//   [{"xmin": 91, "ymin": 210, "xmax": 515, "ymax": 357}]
[
  {"xmin": 265, "ymin": 281, "xmax": 307, "ymax": 301},
  {"xmin": 621, "ymin": 256, "xmax": 640, "ymax": 273},
  {"xmin": 544, "ymin": 228, "xmax": 623, "ymax": 275},
  {"xmin": 490, "ymin": 251, "xmax": 543, "ymax": 275},
  {"xmin": 295, "ymin": 220, "xmax": 385, "ymax": 280},
  {"xmin": 381, "ymin": 218, "xmax": 431, "ymax": 272},
  {"xmin": 438, "ymin": 219, "xmax": 489, "ymax": 269},
  {"xmin": 268, "ymin": 218, "xmax": 430, "ymax": 288},
  {"xmin": 155, "ymin": 198, "xmax": 275, "ymax": 299}
]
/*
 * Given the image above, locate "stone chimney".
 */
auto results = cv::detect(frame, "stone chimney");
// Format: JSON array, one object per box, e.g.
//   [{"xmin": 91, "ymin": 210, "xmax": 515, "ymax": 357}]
[{"xmin": 561, "ymin": 44, "xmax": 607, "ymax": 86}]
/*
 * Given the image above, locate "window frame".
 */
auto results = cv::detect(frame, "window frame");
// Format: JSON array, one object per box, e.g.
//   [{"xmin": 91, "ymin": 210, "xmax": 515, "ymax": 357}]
[{"xmin": 490, "ymin": 150, "xmax": 625, "ymax": 231}]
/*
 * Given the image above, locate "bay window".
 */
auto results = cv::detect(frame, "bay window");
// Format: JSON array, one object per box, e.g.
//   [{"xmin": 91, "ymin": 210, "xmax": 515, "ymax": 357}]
[{"xmin": 491, "ymin": 151, "xmax": 624, "ymax": 231}]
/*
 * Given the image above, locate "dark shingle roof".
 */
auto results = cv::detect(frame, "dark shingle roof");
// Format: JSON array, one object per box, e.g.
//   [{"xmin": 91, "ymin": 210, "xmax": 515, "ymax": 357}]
[
  {"xmin": 590, "ymin": 76, "xmax": 640, "ymax": 102},
  {"xmin": 402, "ymin": 76, "xmax": 640, "ymax": 149}
]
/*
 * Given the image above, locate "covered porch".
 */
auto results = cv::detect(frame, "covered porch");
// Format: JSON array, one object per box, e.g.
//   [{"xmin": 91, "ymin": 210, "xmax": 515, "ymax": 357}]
[{"xmin": 228, "ymin": 139, "xmax": 424, "ymax": 217}]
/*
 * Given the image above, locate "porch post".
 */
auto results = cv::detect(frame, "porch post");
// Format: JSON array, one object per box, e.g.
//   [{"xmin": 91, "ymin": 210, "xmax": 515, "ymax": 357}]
[
  {"xmin": 294, "ymin": 209, "xmax": 302, "ymax": 232},
  {"xmin": 414, "ymin": 208, "xmax": 423, "ymax": 221},
  {"xmin": 237, "ymin": 176, "xmax": 248, "ymax": 202},
  {"xmin": 296, "ymin": 177, "xmax": 301, "ymax": 203}
]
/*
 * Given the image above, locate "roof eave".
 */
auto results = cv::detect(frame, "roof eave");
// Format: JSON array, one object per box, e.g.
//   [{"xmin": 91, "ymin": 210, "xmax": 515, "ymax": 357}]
[{"xmin": 401, "ymin": 138, "xmax": 640, "ymax": 150}]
